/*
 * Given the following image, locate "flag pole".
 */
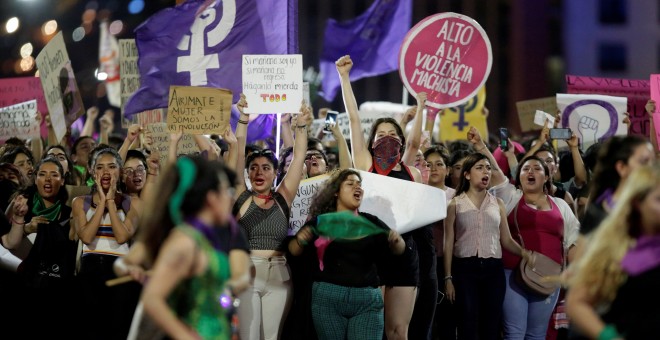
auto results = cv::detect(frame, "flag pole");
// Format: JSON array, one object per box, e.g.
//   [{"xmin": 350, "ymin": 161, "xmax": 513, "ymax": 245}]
[
  {"xmin": 275, "ymin": 113, "xmax": 281, "ymax": 160},
  {"xmin": 402, "ymin": 86, "xmax": 409, "ymax": 106}
]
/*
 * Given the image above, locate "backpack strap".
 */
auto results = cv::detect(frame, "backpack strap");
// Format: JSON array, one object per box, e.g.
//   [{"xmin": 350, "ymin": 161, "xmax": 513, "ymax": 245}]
[{"xmin": 272, "ymin": 191, "xmax": 290, "ymax": 221}]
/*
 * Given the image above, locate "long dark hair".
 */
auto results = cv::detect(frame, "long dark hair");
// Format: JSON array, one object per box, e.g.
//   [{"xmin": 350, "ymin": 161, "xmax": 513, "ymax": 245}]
[
  {"xmin": 34, "ymin": 155, "xmax": 68, "ymax": 204},
  {"xmin": 455, "ymin": 153, "xmax": 490, "ymax": 196},
  {"xmin": 589, "ymin": 135, "xmax": 651, "ymax": 201},
  {"xmin": 138, "ymin": 156, "xmax": 232, "ymax": 264},
  {"xmin": 515, "ymin": 155, "xmax": 553, "ymax": 194},
  {"xmin": 45, "ymin": 145, "xmax": 82, "ymax": 186},
  {"xmin": 308, "ymin": 169, "xmax": 360, "ymax": 217},
  {"xmin": 367, "ymin": 118, "xmax": 406, "ymax": 156}
]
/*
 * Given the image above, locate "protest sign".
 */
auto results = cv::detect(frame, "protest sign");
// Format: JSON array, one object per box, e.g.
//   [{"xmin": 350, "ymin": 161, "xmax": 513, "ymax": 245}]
[
  {"xmin": 439, "ymin": 85, "xmax": 487, "ymax": 141},
  {"xmin": 533, "ymin": 110, "xmax": 555, "ymax": 129},
  {"xmin": 303, "ymin": 82, "xmax": 311, "ymax": 108},
  {"xmin": 119, "ymin": 39, "xmax": 140, "ymax": 127},
  {"xmin": 242, "ymin": 54, "xmax": 303, "ymax": 114},
  {"xmin": 0, "ymin": 77, "xmax": 48, "ymax": 137},
  {"xmin": 166, "ymin": 86, "xmax": 232, "ymax": 135},
  {"xmin": 133, "ymin": 109, "xmax": 166, "ymax": 126},
  {"xmin": 557, "ymin": 93, "xmax": 627, "ymax": 150},
  {"xmin": 515, "ymin": 97, "xmax": 557, "ymax": 132},
  {"xmin": 399, "ymin": 12, "xmax": 492, "ymax": 109},
  {"xmin": 145, "ymin": 123, "xmax": 199, "ymax": 165},
  {"xmin": 650, "ymin": 74, "xmax": 660, "ymax": 150},
  {"xmin": 0, "ymin": 100, "xmax": 39, "ymax": 143},
  {"xmin": 566, "ymin": 75, "xmax": 649, "ymax": 137},
  {"xmin": 35, "ymin": 32, "xmax": 84, "ymax": 142},
  {"xmin": 358, "ymin": 170, "xmax": 446, "ymax": 233},
  {"xmin": 289, "ymin": 174, "xmax": 330, "ymax": 234}
]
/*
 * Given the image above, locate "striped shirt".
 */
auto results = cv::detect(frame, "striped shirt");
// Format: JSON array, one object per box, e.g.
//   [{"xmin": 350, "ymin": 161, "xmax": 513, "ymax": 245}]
[
  {"xmin": 452, "ymin": 192, "xmax": 502, "ymax": 259},
  {"xmin": 82, "ymin": 207, "xmax": 129, "ymax": 257}
]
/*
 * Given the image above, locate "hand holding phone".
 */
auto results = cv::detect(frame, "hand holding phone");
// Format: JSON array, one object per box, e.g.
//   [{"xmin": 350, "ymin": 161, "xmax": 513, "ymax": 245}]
[
  {"xmin": 499, "ymin": 128, "xmax": 509, "ymax": 150},
  {"xmin": 549, "ymin": 128, "xmax": 572, "ymax": 140},
  {"xmin": 324, "ymin": 111, "xmax": 339, "ymax": 134}
]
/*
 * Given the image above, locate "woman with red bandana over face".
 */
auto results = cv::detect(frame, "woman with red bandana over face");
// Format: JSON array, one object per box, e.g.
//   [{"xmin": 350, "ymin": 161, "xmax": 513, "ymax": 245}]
[
  {"xmin": 233, "ymin": 93, "xmax": 310, "ymax": 340},
  {"xmin": 337, "ymin": 55, "xmax": 422, "ymax": 340}
]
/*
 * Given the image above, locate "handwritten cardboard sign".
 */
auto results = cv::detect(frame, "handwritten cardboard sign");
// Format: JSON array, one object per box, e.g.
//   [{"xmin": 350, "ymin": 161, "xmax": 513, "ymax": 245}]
[
  {"xmin": 557, "ymin": 93, "xmax": 628, "ymax": 150},
  {"xmin": 145, "ymin": 123, "xmax": 200, "ymax": 165},
  {"xmin": 0, "ymin": 77, "xmax": 48, "ymax": 138},
  {"xmin": 0, "ymin": 100, "xmax": 40, "ymax": 143},
  {"xmin": 358, "ymin": 170, "xmax": 447, "ymax": 233},
  {"xmin": 35, "ymin": 31, "xmax": 84, "ymax": 142},
  {"xmin": 515, "ymin": 96, "xmax": 557, "ymax": 132},
  {"xmin": 439, "ymin": 85, "xmax": 487, "ymax": 141},
  {"xmin": 242, "ymin": 54, "xmax": 303, "ymax": 114},
  {"xmin": 289, "ymin": 174, "xmax": 330, "ymax": 234},
  {"xmin": 119, "ymin": 39, "xmax": 140, "ymax": 127},
  {"xmin": 399, "ymin": 12, "xmax": 492, "ymax": 109},
  {"xmin": 166, "ymin": 86, "xmax": 232, "ymax": 135},
  {"xmin": 566, "ymin": 75, "xmax": 649, "ymax": 137}
]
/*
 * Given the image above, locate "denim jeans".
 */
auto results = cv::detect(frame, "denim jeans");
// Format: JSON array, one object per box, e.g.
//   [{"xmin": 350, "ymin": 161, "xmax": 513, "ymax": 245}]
[{"xmin": 502, "ymin": 269, "xmax": 560, "ymax": 340}]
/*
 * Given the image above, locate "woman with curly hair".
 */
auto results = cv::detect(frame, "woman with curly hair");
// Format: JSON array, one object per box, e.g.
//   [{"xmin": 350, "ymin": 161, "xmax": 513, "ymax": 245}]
[
  {"xmin": 289, "ymin": 169, "xmax": 404, "ymax": 340},
  {"xmin": 566, "ymin": 163, "xmax": 660, "ymax": 339}
]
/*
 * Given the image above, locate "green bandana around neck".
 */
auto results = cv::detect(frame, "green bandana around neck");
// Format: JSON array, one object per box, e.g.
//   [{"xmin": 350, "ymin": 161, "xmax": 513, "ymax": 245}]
[{"xmin": 32, "ymin": 193, "xmax": 62, "ymax": 222}]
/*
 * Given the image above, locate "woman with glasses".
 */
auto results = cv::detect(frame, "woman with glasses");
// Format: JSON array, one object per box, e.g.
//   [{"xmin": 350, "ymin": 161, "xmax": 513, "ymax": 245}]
[{"xmin": 233, "ymin": 94, "xmax": 310, "ymax": 340}]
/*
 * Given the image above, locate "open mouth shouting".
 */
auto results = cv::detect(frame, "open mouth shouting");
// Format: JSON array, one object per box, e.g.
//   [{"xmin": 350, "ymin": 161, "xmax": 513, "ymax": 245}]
[
  {"xmin": 132, "ymin": 177, "xmax": 143, "ymax": 187},
  {"xmin": 42, "ymin": 183, "xmax": 53, "ymax": 194},
  {"xmin": 481, "ymin": 175, "xmax": 490, "ymax": 186},
  {"xmin": 101, "ymin": 175, "xmax": 112, "ymax": 186},
  {"xmin": 353, "ymin": 188, "xmax": 363, "ymax": 202},
  {"xmin": 253, "ymin": 177, "xmax": 266, "ymax": 187}
]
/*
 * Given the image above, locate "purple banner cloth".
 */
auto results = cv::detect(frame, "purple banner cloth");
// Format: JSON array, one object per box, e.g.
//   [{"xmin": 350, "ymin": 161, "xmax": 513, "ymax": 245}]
[
  {"xmin": 319, "ymin": 0, "xmax": 411, "ymax": 102},
  {"xmin": 125, "ymin": 0, "xmax": 297, "ymax": 143},
  {"xmin": 621, "ymin": 234, "xmax": 660, "ymax": 276}
]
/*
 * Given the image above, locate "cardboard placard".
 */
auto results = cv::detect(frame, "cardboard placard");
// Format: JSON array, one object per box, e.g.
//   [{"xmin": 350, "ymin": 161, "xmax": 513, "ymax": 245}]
[
  {"xmin": 242, "ymin": 54, "xmax": 303, "ymax": 114},
  {"xmin": 399, "ymin": 12, "xmax": 492, "ymax": 109},
  {"xmin": 166, "ymin": 86, "xmax": 232, "ymax": 135},
  {"xmin": 145, "ymin": 123, "xmax": 200, "ymax": 165},
  {"xmin": 650, "ymin": 74, "xmax": 660, "ymax": 150},
  {"xmin": 35, "ymin": 32, "xmax": 84, "ymax": 142},
  {"xmin": 119, "ymin": 39, "xmax": 140, "ymax": 127},
  {"xmin": 515, "ymin": 96, "xmax": 557, "ymax": 132},
  {"xmin": 0, "ymin": 77, "xmax": 48, "ymax": 138},
  {"xmin": 0, "ymin": 100, "xmax": 40, "ymax": 143}
]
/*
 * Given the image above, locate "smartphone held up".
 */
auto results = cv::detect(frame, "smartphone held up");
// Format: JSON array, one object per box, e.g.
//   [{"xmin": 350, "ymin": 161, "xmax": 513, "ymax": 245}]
[{"xmin": 323, "ymin": 111, "xmax": 339, "ymax": 134}]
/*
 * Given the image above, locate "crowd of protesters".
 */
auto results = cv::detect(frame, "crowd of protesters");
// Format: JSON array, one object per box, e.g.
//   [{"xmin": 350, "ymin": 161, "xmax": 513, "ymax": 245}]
[{"xmin": 0, "ymin": 55, "xmax": 659, "ymax": 340}]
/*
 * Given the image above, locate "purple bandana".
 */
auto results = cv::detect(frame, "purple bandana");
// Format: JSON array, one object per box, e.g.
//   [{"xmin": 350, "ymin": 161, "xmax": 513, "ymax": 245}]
[{"xmin": 621, "ymin": 234, "xmax": 660, "ymax": 276}]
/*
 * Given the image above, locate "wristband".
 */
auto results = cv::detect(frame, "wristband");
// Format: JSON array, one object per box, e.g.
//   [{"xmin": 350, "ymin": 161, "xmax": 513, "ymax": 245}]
[
  {"xmin": 296, "ymin": 125, "xmax": 307, "ymax": 130},
  {"xmin": 238, "ymin": 119, "xmax": 249, "ymax": 125},
  {"xmin": 444, "ymin": 275, "xmax": 453, "ymax": 281},
  {"xmin": 296, "ymin": 238, "xmax": 307, "ymax": 247},
  {"xmin": 148, "ymin": 172, "xmax": 158, "ymax": 176},
  {"xmin": 11, "ymin": 218, "xmax": 25, "ymax": 225},
  {"xmin": 597, "ymin": 325, "xmax": 621, "ymax": 340}
]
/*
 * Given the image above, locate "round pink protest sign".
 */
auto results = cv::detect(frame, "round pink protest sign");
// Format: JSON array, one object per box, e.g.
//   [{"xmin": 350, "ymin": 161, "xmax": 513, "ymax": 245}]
[{"xmin": 399, "ymin": 12, "xmax": 492, "ymax": 109}]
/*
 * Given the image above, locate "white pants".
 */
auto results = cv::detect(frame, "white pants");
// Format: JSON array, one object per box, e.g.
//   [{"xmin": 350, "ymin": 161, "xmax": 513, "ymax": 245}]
[{"xmin": 238, "ymin": 256, "xmax": 293, "ymax": 340}]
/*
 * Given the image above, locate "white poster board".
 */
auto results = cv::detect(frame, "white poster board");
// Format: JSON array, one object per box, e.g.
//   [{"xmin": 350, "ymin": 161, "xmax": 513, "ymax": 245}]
[
  {"xmin": 358, "ymin": 170, "xmax": 446, "ymax": 233},
  {"xmin": 35, "ymin": 32, "xmax": 70, "ymax": 142},
  {"xmin": 556, "ymin": 93, "xmax": 628, "ymax": 150},
  {"xmin": 119, "ymin": 39, "xmax": 140, "ymax": 127},
  {"xmin": 289, "ymin": 174, "xmax": 330, "ymax": 234},
  {"xmin": 0, "ymin": 100, "xmax": 39, "ymax": 142},
  {"xmin": 242, "ymin": 54, "xmax": 303, "ymax": 114}
]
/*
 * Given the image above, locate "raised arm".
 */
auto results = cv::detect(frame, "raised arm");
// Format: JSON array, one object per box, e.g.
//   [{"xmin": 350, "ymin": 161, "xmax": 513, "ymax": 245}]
[
  {"xmin": 337, "ymin": 55, "xmax": 371, "ymax": 170},
  {"xmin": 523, "ymin": 121, "xmax": 550, "ymax": 160},
  {"xmin": 192, "ymin": 134, "xmax": 219, "ymax": 161},
  {"xmin": 566, "ymin": 133, "xmax": 587, "ymax": 188},
  {"xmin": 119, "ymin": 125, "xmax": 143, "ymax": 161},
  {"xmin": 140, "ymin": 150, "xmax": 160, "ymax": 202},
  {"xmin": 81, "ymin": 107, "xmax": 98, "ymax": 139},
  {"xmin": 234, "ymin": 94, "xmax": 249, "ymax": 197},
  {"xmin": 467, "ymin": 126, "xmax": 507, "ymax": 187},
  {"xmin": 98, "ymin": 110, "xmax": 114, "ymax": 145},
  {"xmin": 223, "ymin": 128, "xmax": 239, "ymax": 173},
  {"xmin": 104, "ymin": 178, "xmax": 137, "ymax": 244},
  {"xmin": 402, "ymin": 92, "xmax": 427, "ymax": 166},
  {"xmin": 277, "ymin": 103, "xmax": 310, "ymax": 204},
  {"xmin": 280, "ymin": 113, "xmax": 294, "ymax": 149},
  {"xmin": 329, "ymin": 119, "xmax": 353, "ymax": 169},
  {"xmin": 168, "ymin": 126, "xmax": 184, "ymax": 167}
]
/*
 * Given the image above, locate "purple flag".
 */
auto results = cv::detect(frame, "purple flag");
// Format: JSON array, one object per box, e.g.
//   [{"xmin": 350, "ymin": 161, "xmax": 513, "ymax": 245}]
[
  {"xmin": 319, "ymin": 0, "xmax": 412, "ymax": 102},
  {"xmin": 125, "ymin": 0, "xmax": 297, "ymax": 143}
]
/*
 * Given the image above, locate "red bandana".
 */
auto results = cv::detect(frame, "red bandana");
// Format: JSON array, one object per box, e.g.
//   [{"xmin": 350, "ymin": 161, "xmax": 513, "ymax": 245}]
[{"xmin": 372, "ymin": 135, "xmax": 402, "ymax": 175}]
